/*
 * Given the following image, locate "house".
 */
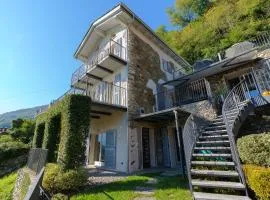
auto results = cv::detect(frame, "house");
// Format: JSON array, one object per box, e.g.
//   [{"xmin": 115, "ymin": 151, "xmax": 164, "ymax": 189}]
[{"xmin": 45, "ymin": 3, "xmax": 270, "ymax": 199}]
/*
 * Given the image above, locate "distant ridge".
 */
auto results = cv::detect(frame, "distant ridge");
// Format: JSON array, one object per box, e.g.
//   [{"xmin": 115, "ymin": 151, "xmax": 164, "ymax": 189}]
[{"xmin": 0, "ymin": 105, "xmax": 48, "ymax": 128}]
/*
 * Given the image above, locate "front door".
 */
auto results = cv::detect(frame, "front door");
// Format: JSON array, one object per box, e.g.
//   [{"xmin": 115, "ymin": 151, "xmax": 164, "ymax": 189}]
[{"xmin": 142, "ymin": 128, "xmax": 151, "ymax": 168}]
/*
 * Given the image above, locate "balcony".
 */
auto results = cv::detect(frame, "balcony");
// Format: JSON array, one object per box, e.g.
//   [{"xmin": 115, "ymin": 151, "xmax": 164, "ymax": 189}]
[
  {"xmin": 54, "ymin": 81, "xmax": 127, "ymax": 111},
  {"xmin": 71, "ymin": 39, "xmax": 127, "ymax": 88}
]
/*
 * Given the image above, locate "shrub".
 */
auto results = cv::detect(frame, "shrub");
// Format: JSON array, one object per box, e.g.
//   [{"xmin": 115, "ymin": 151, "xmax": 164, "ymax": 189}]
[
  {"xmin": 42, "ymin": 114, "xmax": 61, "ymax": 162},
  {"xmin": 0, "ymin": 135, "xmax": 29, "ymax": 161},
  {"xmin": 237, "ymin": 133, "xmax": 270, "ymax": 167},
  {"xmin": 42, "ymin": 163, "xmax": 88, "ymax": 195},
  {"xmin": 52, "ymin": 193, "xmax": 68, "ymax": 200},
  {"xmin": 243, "ymin": 165, "xmax": 270, "ymax": 200},
  {"xmin": 33, "ymin": 123, "xmax": 45, "ymax": 148},
  {"xmin": 9, "ymin": 119, "xmax": 35, "ymax": 144}
]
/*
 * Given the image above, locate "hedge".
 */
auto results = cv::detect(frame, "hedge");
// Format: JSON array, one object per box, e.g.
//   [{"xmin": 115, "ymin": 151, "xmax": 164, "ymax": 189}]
[
  {"xmin": 237, "ymin": 133, "xmax": 270, "ymax": 167},
  {"xmin": 243, "ymin": 165, "xmax": 270, "ymax": 200},
  {"xmin": 33, "ymin": 94, "xmax": 91, "ymax": 169},
  {"xmin": 42, "ymin": 114, "xmax": 61, "ymax": 162},
  {"xmin": 32, "ymin": 122, "xmax": 45, "ymax": 148},
  {"xmin": 42, "ymin": 163, "xmax": 88, "ymax": 195}
]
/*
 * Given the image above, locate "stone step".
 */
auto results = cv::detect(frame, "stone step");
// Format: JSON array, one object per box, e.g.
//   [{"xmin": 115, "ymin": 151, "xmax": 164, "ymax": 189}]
[
  {"xmin": 194, "ymin": 146, "xmax": 231, "ymax": 151},
  {"xmin": 191, "ymin": 169, "xmax": 238, "ymax": 177},
  {"xmin": 192, "ymin": 180, "xmax": 245, "ymax": 190},
  {"xmin": 196, "ymin": 140, "xmax": 230, "ymax": 145},
  {"xmin": 192, "ymin": 153, "xmax": 232, "ymax": 158},
  {"xmin": 201, "ymin": 130, "xmax": 227, "ymax": 135},
  {"xmin": 193, "ymin": 192, "xmax": 251, "ymax": 200},
  {"xmin": 208, "ymin": 121, "xmax": 225, "ymax": 126},
  {"xmin": 205, "ymin": 125, "xmax": 227, "ymax": 130},
  {"xmin": 191, "ymin": 161, "xmax": 235, "ymax": 167},
  {"xmin": 199, "ymin": 135, "xmax": 228, "ymax": 140}
]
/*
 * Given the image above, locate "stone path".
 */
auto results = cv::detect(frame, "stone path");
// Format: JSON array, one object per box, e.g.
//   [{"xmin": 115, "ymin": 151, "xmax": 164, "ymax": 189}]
[{"xmin": 134, "ymin": 177, "xmax": 159, "ymax": 200}]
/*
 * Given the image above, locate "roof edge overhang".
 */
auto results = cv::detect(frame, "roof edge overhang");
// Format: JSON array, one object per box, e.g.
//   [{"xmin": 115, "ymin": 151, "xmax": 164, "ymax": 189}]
[{"xmin": 73, "ymin": 3, "xmax": 191, "ymax": 69}]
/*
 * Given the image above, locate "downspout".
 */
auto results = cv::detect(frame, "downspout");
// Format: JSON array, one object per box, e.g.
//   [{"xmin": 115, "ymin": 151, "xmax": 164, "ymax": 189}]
[{"xmin": 126, "ymin": 13, "xmax": 135, "ymax": 174}]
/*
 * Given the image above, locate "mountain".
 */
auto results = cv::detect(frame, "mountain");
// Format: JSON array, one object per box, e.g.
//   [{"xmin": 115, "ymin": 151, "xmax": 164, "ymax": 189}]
[{"xmin": 0, "ymin": 105, "xmax": 48, "ymax": 128}]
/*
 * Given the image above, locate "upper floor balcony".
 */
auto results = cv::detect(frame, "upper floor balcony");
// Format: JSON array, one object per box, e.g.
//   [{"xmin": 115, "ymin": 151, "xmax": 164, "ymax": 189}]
[{"xmin": 71, "ymin": 39, "xmax": 127, "ymax": 88}]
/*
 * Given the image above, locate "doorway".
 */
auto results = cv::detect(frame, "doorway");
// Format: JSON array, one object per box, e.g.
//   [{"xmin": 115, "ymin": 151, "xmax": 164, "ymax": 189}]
[{"xmin": 142, "ymin": 128, "xmax": 151, "ymax": 168}]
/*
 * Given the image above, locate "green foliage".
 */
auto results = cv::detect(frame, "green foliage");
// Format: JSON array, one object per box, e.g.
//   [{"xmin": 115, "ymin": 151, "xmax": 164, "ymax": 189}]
[
  {"xmin": 42, "ymin": 115, "xmax": 61, "ymax": 162},
  {"xmin": 243, "ymin": 165, "xmax": 270, "ymax": 200},
  {"xmin": 0, "ymin": 134, "xmax": 29, "ymax": 161},
  {"xmin": 32, "ymin": 123, "xmax": 45, "ymax": 148},
  {"xmin": 9, "ymin": 119, "xmax": 35, "ymax": 144},
  {"xmin": 0, "ymin": 172, "xmax": 17, "ymax": 200},
  {"xmin": 52, "ymin": 193, "xmax": 69, "ymax": 200},
  {"xmin": 158, "ymin": 0, "xmax": 270, "ymax": 64},
  {"xmin": 34, "ymin": 94, "xmax": 91, "ymax": 169},
  {"xmin": 237, "ymin": 133, "xmax": 270, "ymax": 167},
  {"xmin": 42, "ymin": 163, "xmax": 88, "ymax": 195}
]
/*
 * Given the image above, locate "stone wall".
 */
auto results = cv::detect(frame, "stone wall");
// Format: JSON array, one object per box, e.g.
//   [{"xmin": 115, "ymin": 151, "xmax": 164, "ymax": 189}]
[
  {"xmin": 127, "ymin": 30, "xmax": 167, "ymax": 119},
  {"xmin": 181, "ymin": 100, "xmax": 217, "ymax": 120}
]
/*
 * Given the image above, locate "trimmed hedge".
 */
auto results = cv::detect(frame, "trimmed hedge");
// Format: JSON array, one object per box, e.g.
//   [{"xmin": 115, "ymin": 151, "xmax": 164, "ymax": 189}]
[
  {"xmin": 237, "ymin": 133, "xmax": 270, "ymax": 167},
  {"xmin": 33, "ymin": 95, "xmax": 91, "ymax": 169},
  {"xmin": 33, "ymin": 123, "xmax": 45, "ymax": 148},
  {"xmin": 42, "ymin": 114, "xmax": 61, "ymax": 162},
  {"xmin": 243, "ymin": 165, "xmax": 270, "ymax": 200},
  {"xmin": 42, "ymin": 163, "xmax": 88, "ymax": 195}
]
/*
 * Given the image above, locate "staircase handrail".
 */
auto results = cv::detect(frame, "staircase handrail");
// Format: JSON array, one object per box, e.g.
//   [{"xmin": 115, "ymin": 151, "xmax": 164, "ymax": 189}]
[
  {"xmin": 183, "ymin": 114, "xmax": 209, "ymax": 194},
  {"xmin": 222, "ymin": 79, "xmax": 249, "ymax": 195}
]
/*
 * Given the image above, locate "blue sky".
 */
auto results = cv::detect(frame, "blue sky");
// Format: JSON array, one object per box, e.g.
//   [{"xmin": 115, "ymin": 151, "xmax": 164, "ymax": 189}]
[{"xmin": 0, "ymin": 0, "xmax": 174, "ymax": 114}]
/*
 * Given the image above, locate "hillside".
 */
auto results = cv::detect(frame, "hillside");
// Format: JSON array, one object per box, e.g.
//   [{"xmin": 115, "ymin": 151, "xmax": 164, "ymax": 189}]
[{"xmin": 0, "ymin": 105, "xmax": 47, "ymax": 128}]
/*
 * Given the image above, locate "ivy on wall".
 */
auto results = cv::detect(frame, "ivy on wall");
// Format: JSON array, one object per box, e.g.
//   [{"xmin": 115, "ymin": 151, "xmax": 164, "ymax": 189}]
[{"xmin": 32, "ymin": 95, "xmax": 91, "ymax": 169}]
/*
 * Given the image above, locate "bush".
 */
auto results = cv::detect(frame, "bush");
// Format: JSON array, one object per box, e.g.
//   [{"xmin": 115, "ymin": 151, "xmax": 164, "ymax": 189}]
[
  {"xmin": 243, "ymin": 165, "xmax": 270, "ymax": 200},
  {"xmin": 52, "ymin": 193, "xmax": 68, "ymax": 200},
  {"xmin": 33, "ymin": 123, "xmax": 45, "ymax": 148},
  {"xmin": 237, "ymin": 133, "xmax": 270, "ymax": 167},
  {"xmin": 42, "ymin": 163, "xmax": 88, "ymax": 195},
  {"xmin": 0, "ymin": 135, "xmax": 29, "ymax": 161},
  {"xmin": 9, "ymin": 119, "xmax": 35, "ymax": 144}
]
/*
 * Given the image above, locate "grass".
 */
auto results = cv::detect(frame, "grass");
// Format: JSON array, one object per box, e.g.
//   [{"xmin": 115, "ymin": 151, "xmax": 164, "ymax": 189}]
[
  {"xmin": 0, "ymin": 172, "xmax": 17, "ymax": 200},
  {"xmin": 71, "ymin": 172, "xmax": 192, "ymax": 200}
]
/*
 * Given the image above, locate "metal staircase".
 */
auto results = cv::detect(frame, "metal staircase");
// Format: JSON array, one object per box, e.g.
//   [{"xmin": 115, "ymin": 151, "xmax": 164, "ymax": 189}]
[{"xmin": 183, "ymin": 80, "xmax": 255, "ymax": 200}]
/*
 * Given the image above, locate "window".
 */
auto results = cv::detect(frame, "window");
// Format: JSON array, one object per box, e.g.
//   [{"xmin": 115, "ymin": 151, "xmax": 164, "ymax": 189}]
[{"xmin": 162, "ymin": 59, "xmax": 174, "ymax": 74}]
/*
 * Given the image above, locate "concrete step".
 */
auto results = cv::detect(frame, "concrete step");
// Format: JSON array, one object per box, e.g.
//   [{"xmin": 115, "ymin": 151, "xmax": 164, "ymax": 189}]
[
  {"xmin": 194, "ymin": 146, "xmax": 231, "ymax": 151},
  {"xmin": 208, "ymin": 121, "xmax": 225, "ymax": 126},
  {"xmin": 196, "ymin": 140, "xmax": 230, "ymax": 145},
  {"xmin": 191, "ymin": 161, "xmax": 235, "ymax": 167},
  {"xmin": 193, "ymin": 192, "xmax": 251, "ymax": 200},
  {"xmin": 192, "ymin": 180, "xmax": 245, "ymax": 190},
  {"xmin": 192, "ymin": 153, "xmax": 232, "ymax": 158},
  {"xmin": 201, "ymin": 130, "xmax": 227, "ymax": 135},
  {"xmin": 205, "ymin": 125, "xmax": 227, "ymax": 131},
  {"xmin": 199, "ymin": 135, "xmax": 228, "ymax": 140},
  {"xmin": 191, "ymin": 169, "xmax": 238, "ymax": 177}
]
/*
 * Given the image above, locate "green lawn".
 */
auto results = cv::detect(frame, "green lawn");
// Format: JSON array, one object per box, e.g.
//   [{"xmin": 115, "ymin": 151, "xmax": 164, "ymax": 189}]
[
  {"xmin": 0, "ymin": 172, "xmax": 17, "ymax": 200},
  {"xmin": 71, "ymin": 173, "xmax": 192, "ymax": 200}
]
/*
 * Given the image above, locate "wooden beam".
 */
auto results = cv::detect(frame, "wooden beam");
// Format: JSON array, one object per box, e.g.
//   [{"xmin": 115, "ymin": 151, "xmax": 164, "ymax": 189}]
[
  {"xmin": 91, "ymin": 110, "xmax": 112, "ymax": 115},
  {"xmin": 91, "ymin": 115, "xmax": 100, "ymax": 119},
  {"xmin": 86, "ymin": 73, "xmax": 102, "ymax": 81},
  {"xmin": 96, "ymin": 64, "xmax": 113, "ymax": 74}
]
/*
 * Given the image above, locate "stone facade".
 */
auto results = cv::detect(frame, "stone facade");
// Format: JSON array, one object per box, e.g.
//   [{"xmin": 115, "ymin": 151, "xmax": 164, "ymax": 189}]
[{"xmin": 127, "ymin": 30, "xmax": 166, "ymax": 119}]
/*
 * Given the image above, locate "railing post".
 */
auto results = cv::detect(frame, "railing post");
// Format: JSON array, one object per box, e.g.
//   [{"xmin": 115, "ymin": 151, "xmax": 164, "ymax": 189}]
[{"xmin": 232, "ymin": 92, "xmax": 240, "ymax": 112}]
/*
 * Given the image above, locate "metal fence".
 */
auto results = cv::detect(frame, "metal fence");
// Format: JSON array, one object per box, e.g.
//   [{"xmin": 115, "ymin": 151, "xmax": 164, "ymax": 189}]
[{"xmin": 27, "ymin": 148, "xmax": 48, "ymax": 175}]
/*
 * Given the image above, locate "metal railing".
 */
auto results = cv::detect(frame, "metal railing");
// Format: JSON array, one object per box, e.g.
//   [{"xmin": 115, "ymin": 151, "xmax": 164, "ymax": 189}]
[
  {"xmin": 182, "ymin": 114, "xmax": 209, "ymax": 193},
  {"xmin": 154, "ymin": 79, "xmax": 209, "ymax": 112},
  {"xmin": 27, "ymin": 148, "xmax": 48, "ymax": 175},
  {"xmin": 222, "ymin": 80, "xmax": 249, "ymax": 194},
  {"xmin": 71, "ymin": 39, "xmax": 127, "ymax": 85}
]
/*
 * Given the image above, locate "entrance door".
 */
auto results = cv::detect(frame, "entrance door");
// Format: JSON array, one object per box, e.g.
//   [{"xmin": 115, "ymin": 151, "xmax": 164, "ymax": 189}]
[
  {"xmin": 104, "ymin": 130, "xmax": 116, "ymax": 169},
  {"xmin": 162, "ymin": 128, "xmax": 171, "ymax": 167},
  {"xmin": 155, "ymin": 129, "xmax": 163, "ymax": 166},
  {"xmin": 240, "ymin": 72, "xmax": 260, "ymax": 100},
  {"xmin": 142, "ymin": 128, "xmax": 151, "ymax": 168},
  {"xmin": 113, "ymin": 73, "xmax": 121, "ymax": 105}
]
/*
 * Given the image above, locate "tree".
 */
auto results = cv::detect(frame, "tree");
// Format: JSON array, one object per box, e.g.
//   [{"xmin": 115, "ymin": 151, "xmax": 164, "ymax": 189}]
[
  {"xmin": 9, "ymin": 119, "xmax": 35, "ymax": 144},
  {"xmin": 167, "ymin": 0, "xmax": 214, "ymax": 28}
]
